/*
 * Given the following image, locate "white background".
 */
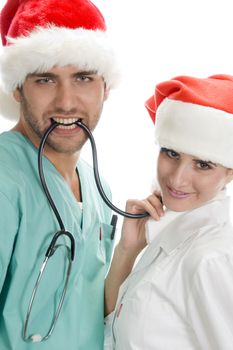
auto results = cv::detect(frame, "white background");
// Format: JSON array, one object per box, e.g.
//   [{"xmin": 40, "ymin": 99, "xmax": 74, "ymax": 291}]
[{"xmin": 1, "ymin": 0, "xmax": 233, "ymax": 229}]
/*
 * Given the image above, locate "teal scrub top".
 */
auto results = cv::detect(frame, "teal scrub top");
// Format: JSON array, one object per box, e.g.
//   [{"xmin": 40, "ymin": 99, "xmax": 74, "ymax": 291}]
[{"xmin": 0, "ymin": 131, "xmax": 115, "ymax": 350}]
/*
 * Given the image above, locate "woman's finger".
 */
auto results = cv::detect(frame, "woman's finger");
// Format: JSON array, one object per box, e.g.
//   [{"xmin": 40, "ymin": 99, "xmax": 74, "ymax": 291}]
[
  {"xmin": 125, "ymin": 198, "xmax": 163, "ymax": 221},
  {"xmin": 145, "ymin": 192, "xmax": 164, "ymax": 216}
]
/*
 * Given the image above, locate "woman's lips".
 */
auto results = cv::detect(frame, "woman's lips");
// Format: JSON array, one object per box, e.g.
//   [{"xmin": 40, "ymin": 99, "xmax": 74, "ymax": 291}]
[{"xmin": 167, "ymin": 186, "xmax": 192, "ymax": 199}]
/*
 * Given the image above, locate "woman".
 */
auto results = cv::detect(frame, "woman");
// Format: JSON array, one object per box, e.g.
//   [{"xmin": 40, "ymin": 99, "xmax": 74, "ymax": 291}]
[{"xmin": 105, "ymin": 75, "xmax": 233, "ymax": 349}]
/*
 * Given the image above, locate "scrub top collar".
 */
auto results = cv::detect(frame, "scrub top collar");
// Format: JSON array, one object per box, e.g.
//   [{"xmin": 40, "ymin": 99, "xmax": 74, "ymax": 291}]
[{"xmin": 10, "ymin": 131, "xmax": 97, "ymax": 233}]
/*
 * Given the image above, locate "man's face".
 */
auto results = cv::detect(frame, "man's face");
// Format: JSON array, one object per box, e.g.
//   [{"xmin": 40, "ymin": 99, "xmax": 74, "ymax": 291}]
[{"xmin": 14, "ymin": 65, "xmax": 108, "ymax": 154}]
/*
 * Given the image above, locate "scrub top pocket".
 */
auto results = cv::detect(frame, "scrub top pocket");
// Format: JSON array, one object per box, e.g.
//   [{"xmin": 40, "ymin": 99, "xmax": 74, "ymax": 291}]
[{"xmin": 81, "ymin": 222, "xmax": 115, "ymax": 281}]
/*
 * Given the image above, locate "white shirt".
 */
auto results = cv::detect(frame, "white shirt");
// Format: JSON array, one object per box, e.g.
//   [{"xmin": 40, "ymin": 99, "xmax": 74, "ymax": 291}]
[{"xmin": 105, "ymin": 191, "xmax": 233, "ymax": 349}]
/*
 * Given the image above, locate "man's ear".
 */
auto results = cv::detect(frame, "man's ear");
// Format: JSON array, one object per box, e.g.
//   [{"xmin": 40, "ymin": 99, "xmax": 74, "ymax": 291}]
[
  {"xmin": 104, "ymin": 88, "xmax": 110, "ymax": 101},
  {"xmin": 13, "ymin": 88, "xmax": 21, "ymax": 103},
  {"xmin": 226, "ymin": 169, "xmax": 233, "ymax": 184}
]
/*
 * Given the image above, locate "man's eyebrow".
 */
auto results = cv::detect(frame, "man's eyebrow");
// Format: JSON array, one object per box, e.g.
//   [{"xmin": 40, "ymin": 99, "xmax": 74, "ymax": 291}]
[
  {"xmin": 74, "ymin": 70, "xmax": 98, "ymax": 75},
  {"xmin": 27, "ymin": 72, "xmax": 56, "ymax": 78},
  {"xmin": 27, "ymin": 70, "xmax": 98, "ymax": 78}
]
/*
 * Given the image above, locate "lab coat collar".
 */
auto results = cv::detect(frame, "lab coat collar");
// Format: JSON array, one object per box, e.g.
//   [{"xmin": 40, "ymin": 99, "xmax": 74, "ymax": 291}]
[{"xmin": 134, "ymin": 190, "xmax": 230, "ymax": 274}]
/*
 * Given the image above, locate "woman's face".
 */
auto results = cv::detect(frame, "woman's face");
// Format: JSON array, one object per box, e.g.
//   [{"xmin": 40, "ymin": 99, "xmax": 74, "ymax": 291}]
[{"xmin": 157, "ymin": 148, "xmax": 233, "ymax": 212}]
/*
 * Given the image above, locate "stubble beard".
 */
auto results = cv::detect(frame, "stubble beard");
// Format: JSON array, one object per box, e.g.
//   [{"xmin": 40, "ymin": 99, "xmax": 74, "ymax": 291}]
[{"xmin": 20, "ymin": 91, "xmax": 103, "ymax": 154}]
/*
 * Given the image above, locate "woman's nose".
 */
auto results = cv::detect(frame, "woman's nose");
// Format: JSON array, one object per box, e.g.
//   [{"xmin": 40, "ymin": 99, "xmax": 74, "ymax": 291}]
[{"xmin": 170, "ymin": 163, "xmax": 191, "ymax": 187}]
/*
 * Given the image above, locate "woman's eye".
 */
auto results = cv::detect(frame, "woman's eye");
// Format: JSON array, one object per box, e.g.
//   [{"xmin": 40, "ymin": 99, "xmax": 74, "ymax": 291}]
[
  {"xmin": 167, "ymin": 150, "xmax": 179, "ymax": 158},
  {"xmin": 196, "ymin": 161, "xmax": 212, "ymax": 170},
  {"xmin": 160, "ymin": 148, "xmax": 179, "ymax": 159}
]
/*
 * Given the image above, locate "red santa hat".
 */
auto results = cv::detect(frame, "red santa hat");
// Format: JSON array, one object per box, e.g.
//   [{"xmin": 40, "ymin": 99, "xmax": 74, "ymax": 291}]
[
  {"xmin": 145, "ymin": 74, "xmax": 233, "ymax": 168},
  {"xmin": 0, "ymin": 0, "xmax": 120, "ymax": 120}
]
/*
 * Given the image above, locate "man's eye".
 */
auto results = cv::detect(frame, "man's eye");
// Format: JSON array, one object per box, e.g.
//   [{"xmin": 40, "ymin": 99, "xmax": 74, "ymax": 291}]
[
  {"xmin": 77, "ymin": 75, "xmax": 92, "ymax": 82},
  {"xmin": 35, "ymin": 78, "xmax": 53, "ymax": 84}
]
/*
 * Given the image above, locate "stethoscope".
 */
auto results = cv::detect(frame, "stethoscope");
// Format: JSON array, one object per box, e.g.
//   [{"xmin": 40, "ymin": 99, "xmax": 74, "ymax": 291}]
[
  {"xmin": 23, "ymin": 120, "xmax": 148, "ymax": 343},
  {"xmin": 39, "ymin": 119, "xmax": 149, "ymax": 221}
]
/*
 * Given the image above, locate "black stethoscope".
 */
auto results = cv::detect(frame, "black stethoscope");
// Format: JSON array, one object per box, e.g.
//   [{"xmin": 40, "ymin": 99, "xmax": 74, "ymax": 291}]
[
  {"xmin": 23, "ymin": 120, "xmax": 148, "ymax": 343},
  {"xmin": 39, "ymin": 119, "xmax": 148, "ymax": 222}
]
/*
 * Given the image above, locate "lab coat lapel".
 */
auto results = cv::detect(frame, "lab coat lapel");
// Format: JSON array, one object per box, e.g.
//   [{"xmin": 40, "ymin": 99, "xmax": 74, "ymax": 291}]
[
  {"xmin": 131, "ymin": 211, "xmax": 183, "ymax": 275},
  {"xmin": 132, "ymin": 242, "xmax": 162, "ymax": 275},
  {"xmin": 132, "ymin": 192, "xmax": 230, "ymax": 275}
]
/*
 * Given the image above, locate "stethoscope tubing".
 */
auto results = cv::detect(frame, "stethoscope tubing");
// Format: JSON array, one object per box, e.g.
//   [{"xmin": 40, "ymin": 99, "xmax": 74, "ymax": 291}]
[
  {"xmin": 38, "ymin": 122, "xmax": 65, "ymax": 230},
  {"xmin": 38, "ymin": 120, "xmax": 148, "ymax": 233},
  {"xmin": 30, "ymin": 119, "xmax": 148, "ymax": 341},
  {"xmin": 75, "ymin": 120, "xmax": 148, "ymax": 219}
]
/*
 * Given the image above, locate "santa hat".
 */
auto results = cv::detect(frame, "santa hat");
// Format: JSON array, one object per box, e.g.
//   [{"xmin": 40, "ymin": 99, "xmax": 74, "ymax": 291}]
[
  {"xmin": 0, "ymin": 0, "xmax": 120, "ymax": 120},
  {"xmin": 145, "ymin": 74, "xmax": 233, "ymax": 169}
]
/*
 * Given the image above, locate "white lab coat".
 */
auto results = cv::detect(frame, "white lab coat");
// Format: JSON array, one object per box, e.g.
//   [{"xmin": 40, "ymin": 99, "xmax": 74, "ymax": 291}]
[{"xmin": 105, "ymin": 191, "xmax": 233, "ymax": 349}]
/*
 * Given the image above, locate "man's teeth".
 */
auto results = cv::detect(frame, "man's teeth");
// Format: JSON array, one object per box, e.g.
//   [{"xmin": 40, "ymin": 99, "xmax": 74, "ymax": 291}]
[{"xmin": 53, "ymin": 118, "xmax": 78, "ymax": 129}]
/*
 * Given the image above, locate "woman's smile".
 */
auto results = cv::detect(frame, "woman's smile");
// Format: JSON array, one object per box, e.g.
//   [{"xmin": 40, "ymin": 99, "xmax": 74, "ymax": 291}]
[
  {"xmin": 157, "ymin": 148, "xmax": 233, "ymax": 211},
  {"xmin": 166, "ymin": 185, "xmax": 193, "ymax": 199}
]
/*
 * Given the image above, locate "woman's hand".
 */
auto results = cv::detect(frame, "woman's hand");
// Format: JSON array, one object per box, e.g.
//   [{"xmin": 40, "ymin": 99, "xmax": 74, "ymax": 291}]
[
  {"xmin": 105, "ymin": 192, "xmax": 164, "ymax": 315},
  {"xmin": 118, "ymin": 191, "xmax": 164, "ymax": 257}
]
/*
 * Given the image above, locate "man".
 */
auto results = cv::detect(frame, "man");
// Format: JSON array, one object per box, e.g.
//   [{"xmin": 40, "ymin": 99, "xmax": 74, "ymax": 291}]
[{"xmin": 0, "ymin": 0, "xmax": 120, "ymax": 349}]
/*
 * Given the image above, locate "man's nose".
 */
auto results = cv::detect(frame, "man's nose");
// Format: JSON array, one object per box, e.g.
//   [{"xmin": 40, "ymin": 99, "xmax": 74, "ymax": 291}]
[{"xmin": 54, "ymin": 83, "xmax": 77, "ymax": 112}]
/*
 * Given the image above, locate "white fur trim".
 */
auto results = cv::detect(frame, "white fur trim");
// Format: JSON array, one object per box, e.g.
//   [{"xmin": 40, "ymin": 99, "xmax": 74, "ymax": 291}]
[
  {"xmin": 0, "ymin": 26, "xmax": 120, "ymax": 90},
  {"xmin": 0, "ymin": 88, "xmax": 20, "ymax": 120},
  {"xmin": 0, "ymin": 26, "xmax": 120, "ymax": 120},
  {"xmin": 155, "ymin": 98, "xmax": 233, "ymax": 168}
]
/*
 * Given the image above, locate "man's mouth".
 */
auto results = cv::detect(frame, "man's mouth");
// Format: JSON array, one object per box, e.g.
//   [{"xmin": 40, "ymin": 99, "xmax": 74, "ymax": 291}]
[{"xmin": 52, "ymin": 117, "xmax": 80, "ymax": 129}]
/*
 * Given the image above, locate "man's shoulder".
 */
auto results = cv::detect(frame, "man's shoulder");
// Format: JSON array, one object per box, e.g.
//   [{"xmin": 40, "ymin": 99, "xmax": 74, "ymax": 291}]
[
  {"xmin": 0, "ymin": 131, "xmax": 33, "ymax": 165},
  {"xmin": 0, "ymin": 131, "xmax": 26, "ymax": 158},
  {"xmin": 0, "ymin": 132, "xmax": 18, "ymax": 166},
  {"xmin": 0, "ymin": 131, "xmax": 33, "ymax": 184}
]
